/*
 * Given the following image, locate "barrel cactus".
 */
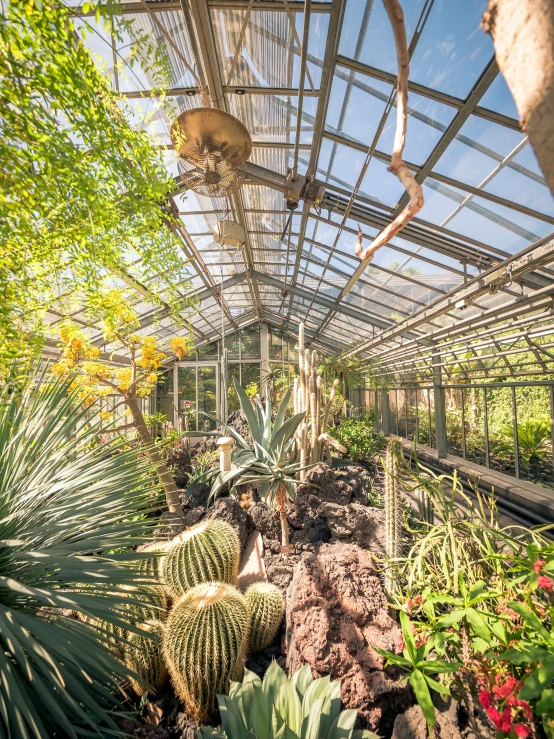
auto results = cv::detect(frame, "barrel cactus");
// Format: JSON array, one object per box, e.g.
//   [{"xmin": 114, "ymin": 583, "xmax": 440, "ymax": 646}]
[
  {"xmin": 125, "ymin": 620, "xmax": 168, "ymax": 697},
  {"xmin": 160, "ymin": 520, "xmax": 240, "ymax": 596},
  {"xmin": 245, "ymin": 582, "xmax": 284, "ymax": 652},
  {"xmin": 129, "ymin": 542, "xmax": 171, "ymax": 621},
  {"xmin": 163, "ymin": 582, "xmax": 250, "ymax": 721}
]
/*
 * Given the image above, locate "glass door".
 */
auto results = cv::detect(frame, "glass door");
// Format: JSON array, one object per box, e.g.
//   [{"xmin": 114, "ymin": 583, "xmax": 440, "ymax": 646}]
[{"xmin": 176, "ymin": 363, "xmax": 219, "ymax": 432}]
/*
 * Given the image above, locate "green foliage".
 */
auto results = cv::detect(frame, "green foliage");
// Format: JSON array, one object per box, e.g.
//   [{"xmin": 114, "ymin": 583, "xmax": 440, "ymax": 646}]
[
  {"xmin": 125, "ymin": 619, "xmax": 168, "ymax": 697},
  {"xmin": 163, "ymin": 582, "xmax": 250, "ymax": 722},
  {"xmin": 160, "ymin": 519, "xmax": 241, "ymax": 597},
  {"xmin": 245, "ymin": 582, "xmax": 285, "ymax": 652},
  {"xmin": 0, "ymin": 371, "xmax": 159, "ymax": 737},
  {"xmin": 197, "ymin": 662, "xmax": 379, "ymax": 739},
  {"xmin": 0, "ymin": 0, "xmax": 190, "ymax": 370},
  {"xmin": 375, "ymin": 612, "xmax": 459, "ymax": 727},
  {"xmin": 185, "ymin": 379, "xmax": 308, "ymax": 545},
  {"xmin": 328, "ymin": 416, "xmax": 386, "ymax": 465},
  {"xmin": 495, "ymin": 418, "xmax": 551, "ymax": 471}
]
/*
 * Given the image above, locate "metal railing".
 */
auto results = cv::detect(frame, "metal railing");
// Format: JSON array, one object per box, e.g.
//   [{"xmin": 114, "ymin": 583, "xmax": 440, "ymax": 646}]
[{"xmin": 352, "ymin": 381, "xmax": 554, "ymax": 492}]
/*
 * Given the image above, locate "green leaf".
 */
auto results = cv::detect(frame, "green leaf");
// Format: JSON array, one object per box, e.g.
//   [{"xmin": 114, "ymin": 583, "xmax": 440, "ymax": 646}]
[
  {"xmin": 520, "ymin": 657, "xmax": 554, "ymax": 701},
  {"xmin": 409, "ymin": 669, "xmax": 436, "ymax": 727},
  {"xmin": 234, "ymin": 377, "xmax": 264, "ymax": 448},
  {"xmin": 302, "ymin": 675, "xmax": 331, "ymax": 718},
  {"xmin": 300, "ymin": 697, "xmax": 322, "ymax": 739},
  {"xmin": 250, "ymin": 685, "xmax": 271, "ymax": 739},
  {"xmin": 464, "ymin": 609, "xmax": 491, "ymax": 642},
  {"xmin": 537, "ymin": 689, "xmax": 554, "ymax": 717},
  {"xmin": 501, "ymin": 645, "xmax": 552, "ymax": 665},
  {"xmin": 218, "ymin": 694, "xmax": 247, "ymax": 739},
  {"xmin": 507, "ymin": 602, "xmax": 553, "ymax": 644},
  {"xmin": 275, "ymin": 680, "xmax": 302, "ymax": 736},
  {"xmin": 263, "ymin": 660, "xmax": 288, "ymax": 706},
  {"xmin": 292, "ymin": 664, "xmax": 313, "ymax": 699},
  {"xmin": 326, "ymin": 709, "xmax": 358, "ymax": 739}
]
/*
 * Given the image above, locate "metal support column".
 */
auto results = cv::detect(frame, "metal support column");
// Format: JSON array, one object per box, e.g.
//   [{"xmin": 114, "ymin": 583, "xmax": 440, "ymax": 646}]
[
  {"xmin": 432, "ymin": 352, "xmax": 448, "ymax": 458},
  {"xmin": 381, "ymin": 387, "xmax": 390, "ymax": 435},
  {"xmin": 260, "ymin": 321, "xmax": 270, "ymax": 397}
]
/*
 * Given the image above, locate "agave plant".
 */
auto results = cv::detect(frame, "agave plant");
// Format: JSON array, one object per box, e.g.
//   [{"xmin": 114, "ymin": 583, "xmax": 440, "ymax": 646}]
[
  {"xmin": 0, "ymin": 371, "xmax": 160, "ymax": 737},
  {"xmin": 186, "ymin": 378, "xmax": 307, "ymax": 548},
  {"xmin": 197, "ymin": 662, "xmax": 379, "ymax": 739}
]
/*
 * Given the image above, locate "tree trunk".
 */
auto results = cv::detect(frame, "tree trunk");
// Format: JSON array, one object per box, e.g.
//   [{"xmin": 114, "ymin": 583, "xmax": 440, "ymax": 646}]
[
  {"xmin": 126, "ymin": 394, "xmax": 185, "ymax": 518},
  {"xmin": 484, "ymin": 0, "xmax": 554, "ymax": 196},
  {"xmin": 276, "ymin": 481, "xmax": 289, "ymax": 548}
]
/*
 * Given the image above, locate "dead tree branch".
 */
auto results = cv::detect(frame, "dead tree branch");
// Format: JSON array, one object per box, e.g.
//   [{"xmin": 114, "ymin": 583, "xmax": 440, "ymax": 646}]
[{"xmin": 356, "ymin": 0, "xmax": 424, "ymax": 261}]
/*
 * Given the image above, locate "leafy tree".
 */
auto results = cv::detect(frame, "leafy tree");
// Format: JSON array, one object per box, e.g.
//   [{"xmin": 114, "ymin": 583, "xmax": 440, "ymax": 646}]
[
  {"xmin": 53, "ymin": 290, "xmax": 188, "ymax": 518},
  {"xmin": 0, "ymin": 0, "xmax": 188, "ymax": 370}
]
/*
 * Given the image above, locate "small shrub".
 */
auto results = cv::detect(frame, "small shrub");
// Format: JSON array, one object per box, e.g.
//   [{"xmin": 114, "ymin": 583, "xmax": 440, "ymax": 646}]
[{"xmin": 329, "ymin": 415, "xmax": 386, "ymax": 465}]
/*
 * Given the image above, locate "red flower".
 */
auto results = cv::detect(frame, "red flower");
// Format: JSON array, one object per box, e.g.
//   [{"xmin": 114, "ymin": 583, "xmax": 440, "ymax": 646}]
[
  {"xmin": 479, "ymin": 690, "xmax": 493, "ymax": 709},
  {"xmin": 493, "ymin": 675, "xmax": 518, "ymax": 700},
  {"xmin": 534, "ymin": 559, "xmax": 546, "ymax": 573},
  {"xmin": 486, "ymin": 706, "xmax": 503, "ymax": 730},
  {"xmin": 514, "ymin": 726, "xmax": 530, "ymax": 738},
  {"xmin": 517, "ymin": 700, "xmax": 533, "ymax": 720},
  {"xmin": 538, "ymin": 575, "xmax": 554, "ymax": 590}
]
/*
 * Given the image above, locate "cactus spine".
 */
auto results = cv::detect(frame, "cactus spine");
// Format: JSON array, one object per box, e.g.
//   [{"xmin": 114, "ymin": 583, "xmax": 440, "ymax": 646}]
[
  {"xmin": 245, "ymin": 582, "xmax": 284, "ymax": 652},
  {"xmin": 163, "ymin": 582, "xmax": 250, "ymax": 721},
  {"xmin": 384, "ymin": 437, "xmax": 403, "ymax": 594},
  {"xmin": 125, "ymin": 619, "xmax": 168, "ymax": 696},
  {"xmin": 160, "ymin": 519, "xmax": 240, "ymax": 596},
  {"xmin": 131, "ymin": 541, "xmax": 171, "ymax": 621}
]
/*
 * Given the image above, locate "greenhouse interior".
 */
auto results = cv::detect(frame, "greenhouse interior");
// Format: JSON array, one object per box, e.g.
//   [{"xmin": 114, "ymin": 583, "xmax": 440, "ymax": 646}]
[{"xmin": 4, "ymin": 0, "xmax": 554, "ymax": 737}]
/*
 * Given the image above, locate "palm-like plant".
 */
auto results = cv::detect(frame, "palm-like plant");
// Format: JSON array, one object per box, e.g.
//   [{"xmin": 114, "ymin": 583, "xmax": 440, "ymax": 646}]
[
  {"xmin": 0, "ymin": 371, "xmax": 159, "ymax": 738},
  {"xmin": 494, "ymin": 418, "xmax": 551, "ymax": 471},
  {"xmin": 189, "ymin": 379, "xmax": 307, "ymax": 548}
]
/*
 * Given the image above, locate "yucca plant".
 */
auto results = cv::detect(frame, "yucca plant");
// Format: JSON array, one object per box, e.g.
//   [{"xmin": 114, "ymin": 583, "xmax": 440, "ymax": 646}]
[
  {"xmin": 186, "ymin": 378, "xmax": 307, "ymax": 548},
  {"xmin": 0, "ymin": 370, "xmax": 160, "ymax": 738},
  {"xmin": 197, "ymin": 662, "xmax": 379, "ymax": 739}
]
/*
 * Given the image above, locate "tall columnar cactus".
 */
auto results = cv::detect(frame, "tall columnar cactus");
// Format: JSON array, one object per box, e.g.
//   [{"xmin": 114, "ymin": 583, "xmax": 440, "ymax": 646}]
[
  {"xmin": 160, "ymin": 520, "xmax": 240, "ymax": 597},
  {"xmin": 245, "ymin": 582, "xmax": 284, "ymax": 652},
  {"xmin": 294, "ymin": 323, "xmax": 346, "ymax": 479},
  {"xmin": 125, "ymin": 619, "xmax": 168, "ymax": 696},
  {"xmin": 384, "ymin": 437, "xmax": 404, "ymax": 594},
  {"xmin": 163, "ymin": 582, "xmax": 250, "ymax": 721}
]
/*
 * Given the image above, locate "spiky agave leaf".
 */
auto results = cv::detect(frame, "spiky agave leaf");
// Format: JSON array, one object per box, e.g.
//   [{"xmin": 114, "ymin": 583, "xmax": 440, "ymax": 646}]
[{"xmin": 0, "ymin": 369, "xmax": 160, "ymax": 738}]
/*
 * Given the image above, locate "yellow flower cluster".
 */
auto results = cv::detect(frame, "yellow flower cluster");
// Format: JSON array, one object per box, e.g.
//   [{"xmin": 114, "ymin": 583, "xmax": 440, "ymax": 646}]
[
  {"xmin": 171, "ymin": 337, "xmax": 188, "ymax": 360},
  {"xmin": 114, "ymin": 367, "xmax": 133, "ymax": 392},
  {"xmin": 138, "ymin": 336, "xmax": 166, "ymax": 372},
  {"xmin": 53, "ymin": 322, "xmax": 100, "ymax": 375}
]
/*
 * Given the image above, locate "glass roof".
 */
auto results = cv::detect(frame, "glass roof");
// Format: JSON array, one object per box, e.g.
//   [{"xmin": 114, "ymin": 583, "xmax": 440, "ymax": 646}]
[{"xmin": 59, "ymin": 0, "xmax": 554, "ymax": 378}]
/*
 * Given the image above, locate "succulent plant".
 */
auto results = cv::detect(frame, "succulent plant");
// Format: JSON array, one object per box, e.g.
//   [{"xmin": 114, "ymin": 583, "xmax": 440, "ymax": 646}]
[
  {"xmin": 125, "ymin": 619, "xmax": 168, "ymax": 697},
  {"xmin": 163, "ymin": 581, "xmax": 250, "ymax": 721},
  {"xmin": 245, "ymin": 582, "xmax": 284, "ymax": 652},
  {"xmin": 160, "ymin": 520, "xmax": 241, "ymax": 596},
  {"xmin": 197, "ymin": 662, "xmax": 379, "ymax": 739},
  {"xmin": 129, "ymin": 541, "xmax": 171, "ymax": 621},
  {"xmin": 384, "ymin": 436, "xmax": 404, "ymax": 594}
]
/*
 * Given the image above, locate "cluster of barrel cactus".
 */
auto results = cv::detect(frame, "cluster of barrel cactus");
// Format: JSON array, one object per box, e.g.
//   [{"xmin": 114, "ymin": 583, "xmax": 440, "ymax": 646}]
[{"xmin": 112, "ymin": 518, "xmax": 285, "ymax": 721}]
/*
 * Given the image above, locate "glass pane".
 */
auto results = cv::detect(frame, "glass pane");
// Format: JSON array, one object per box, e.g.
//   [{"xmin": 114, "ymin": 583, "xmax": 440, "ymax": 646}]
[
  {"xmin": 224, "ymin": 331, "xmax": 240, "ymax": 360},
  {"xmin": 198, "ymin": 341, "xmax": 219, "ymax": 360},
  {"xmin": 240, "ymin": 325, "xmax": 261, "ymax": 359},
  {"xmin": 515, "ymin": 385, "xmax": 553, "ymax": 489},
  {"xmin": 397, "ymin": 389, "xmax": 407, "ymax": 439},
  {"xmin": 487, "ymin": 388, "xmax": 516, "ymax": 477},
  {"xmin": 198, "ymin": 367, "xmax": 217, "ymax": 432},
  {"xmin": 241, "ymin": 363, "xmax": 261, "ymax": 396},
  {"xmin": 178, "ymin": 367, "xmax": 197, "ymax": 432},
  {"xmin": 446, "ymin": 388, "xmax": 463, "ymax": 457},
  {"xmin": 464, "ymin": 387, "xmax": 485, "ymax": 467},
  {"xmin": 269, "ymin": 328, "xmax": 283, "ymax": 360},
  {"xmin": 416, "ymin": 389, "xmax": 430, "ymax": 445},
  {"xmin": 157, "ymin": 369, "xmax": 174, "ymax": 426}
]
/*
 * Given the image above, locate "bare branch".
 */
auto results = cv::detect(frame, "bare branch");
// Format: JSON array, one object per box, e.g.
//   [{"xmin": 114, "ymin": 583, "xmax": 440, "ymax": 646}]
[{"xmin": 356, "ymin": 0, "xmax": 424, "ymax": 262}]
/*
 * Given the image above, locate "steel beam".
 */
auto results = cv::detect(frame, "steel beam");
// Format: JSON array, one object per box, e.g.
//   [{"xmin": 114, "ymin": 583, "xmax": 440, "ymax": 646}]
[
  {"xmin": 183, "ymin": 0, "xmax": 262, "ymax": 318},
  {"xmin": 344, "ymin": 235, "xmax": 554, "ymax": 358},
  {"xmin": 336, "ymin": 55, "xmax": 520, "ymax": 132},
  {"xmin": 121, "ymin": 86, "xmax": 320, "ymax": 98},
  {"xmin": 208, "ymin": 0, "xmax": 332, "ymax": 10}
]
